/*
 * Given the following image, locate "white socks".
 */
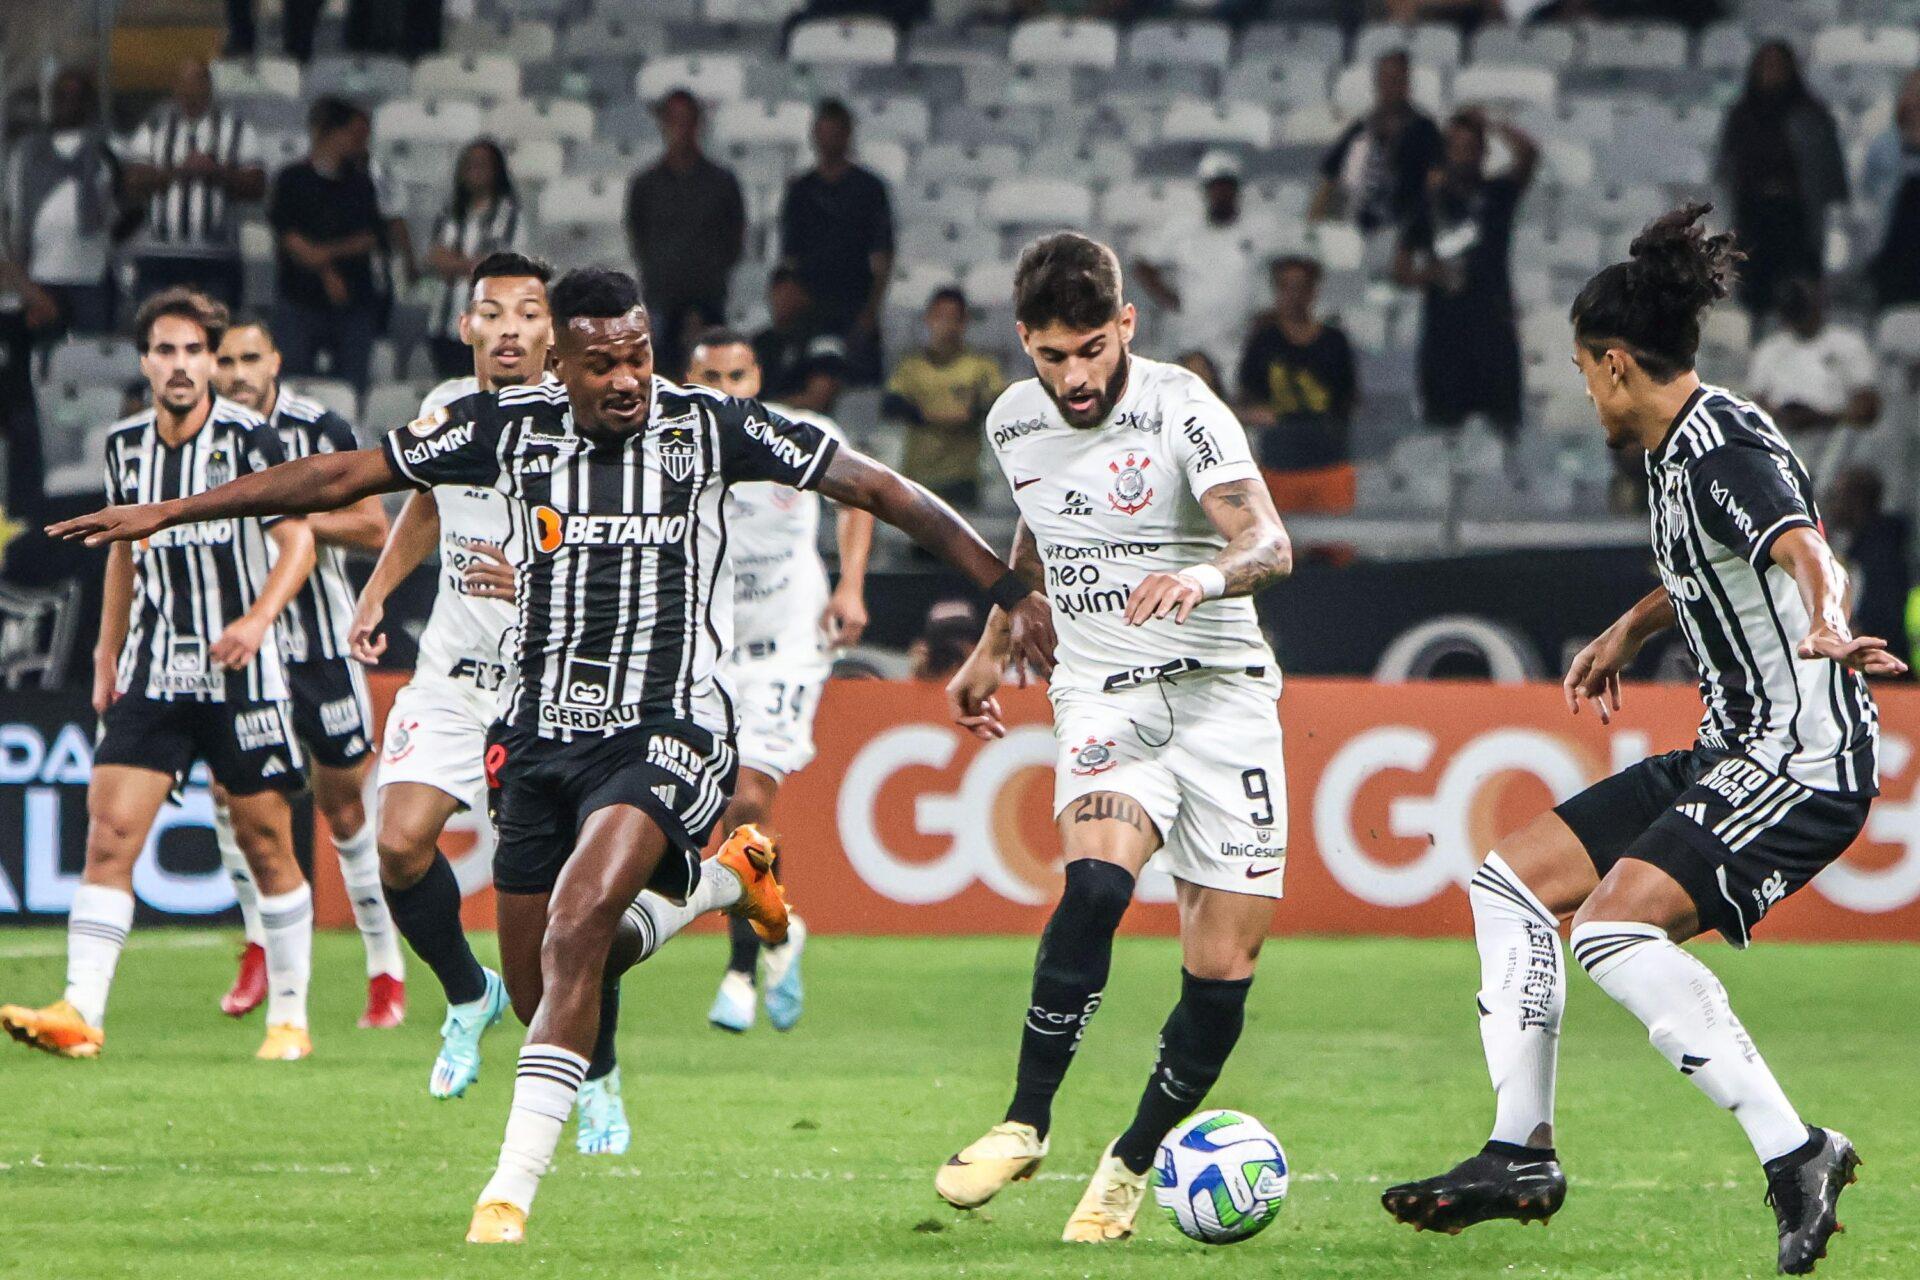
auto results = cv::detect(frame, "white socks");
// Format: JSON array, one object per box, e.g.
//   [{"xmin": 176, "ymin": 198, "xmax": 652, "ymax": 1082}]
[
  {"xmin": 64, "ymin": 884, "xmax": 134, "ymax": 1027},
  {"xmin": 257, "ymin": 884, "xmax": 313, "ymax": 1030},
  {"xmin": 333, "ymin": 822, "xmax": 404, "ymax": 980},
  {"xmin": 214, "ymin": 803, "xmax": 267, "ymax": 947},
  {"xmin": 1572, "ymin": 921, "xmax": 1808, "ymax": 1164},
  {"xmin": 1470, "ymin": 853, "xmax": 1565, "ymax": 1150},
  {"xmin": 622, "ymin": 857, "xmax": 744, "ymax": 967},
  {"xmin": 480, "ymin": 1045, "xmax": 591, "ymax": 1213}
]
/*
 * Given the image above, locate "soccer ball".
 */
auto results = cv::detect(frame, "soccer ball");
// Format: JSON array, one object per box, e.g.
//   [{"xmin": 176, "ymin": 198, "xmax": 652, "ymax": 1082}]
[{"xmin": 1151, "ymin": 1109, "xmax": 1289, "ymax": 1244}]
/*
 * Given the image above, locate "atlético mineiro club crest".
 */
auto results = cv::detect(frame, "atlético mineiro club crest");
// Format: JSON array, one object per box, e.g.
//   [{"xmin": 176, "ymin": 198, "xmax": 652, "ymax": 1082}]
[
  {"xmin": 656, "ymin": 422, "xmax": 698, "ymax": 482},
  {"xmin": 1071, "ymin": 735, "xmax": 1119, "ymax": 775},
  {"xmin": 1108, "ymin": 453, "xmax": 1153, "ymax": 515},
  {"xmin": 205, "ymin": 448, "xmax": 233, "ymax": 488}
]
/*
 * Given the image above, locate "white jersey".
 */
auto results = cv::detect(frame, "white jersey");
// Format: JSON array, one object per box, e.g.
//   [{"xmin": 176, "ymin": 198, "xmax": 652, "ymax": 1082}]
[
  {"xmin": 724, "ymin": 402, "xmax": 845, "ymax": 655},
  {"xmin": 986, "ymin": 355, "xmax": 1273, "ymax": 692},
  {"xmin": 404, "ymin": 375, "xmax": 530, "ymax": 708}
]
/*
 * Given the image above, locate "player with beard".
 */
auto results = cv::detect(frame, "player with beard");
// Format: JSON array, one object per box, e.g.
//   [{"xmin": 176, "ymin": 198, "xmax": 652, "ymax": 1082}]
[
  {"xmin": 50, "ymin": 267, "xmax": 1052, "ymax": 1243},
  {"xmin": 935, "ymin": 233, "xmax": 1295, "ymax": 1244},
  {"xmin": 211, "ymin": 319, "xmax": 405, "ymax": 1029}
]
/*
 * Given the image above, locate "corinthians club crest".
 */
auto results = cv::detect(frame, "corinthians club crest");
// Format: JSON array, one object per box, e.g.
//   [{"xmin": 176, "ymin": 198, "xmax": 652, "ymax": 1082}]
[
  {"xmin": 1107, "ymin": 452, "xmax": 1154, "ymax": 515},
  {"xmin": 1071, "ymin": 735, "xmax": 1119, "ymax": 776},
  {"xmin": 654, "ymin": 417, "xmax": 699, "ymax": 483}
]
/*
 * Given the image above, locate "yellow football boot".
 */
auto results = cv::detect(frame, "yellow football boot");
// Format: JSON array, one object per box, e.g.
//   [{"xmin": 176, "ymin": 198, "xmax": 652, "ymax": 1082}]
[
  {"xmin": 1061, "ymin": 1141, "xmax": 1149, "ymax": 1243},
  {"xmin": 466, "ymin": 1199, "xmax": 526, "ymax": 1244},
  {"xmin": 0, "ymin": 1000, "xmax": 103, "ymax": 1058},
  {"xmin": 255, "ymin": 1023, "xmax": 313, "ymax": 1061},
  {"xmin": 717, "ymin": 824, "xmax": 789, "ymax": 945},
  {"xmin": 935, "ymin": 1121, "xmax": 1048, "ymax": 1209}
]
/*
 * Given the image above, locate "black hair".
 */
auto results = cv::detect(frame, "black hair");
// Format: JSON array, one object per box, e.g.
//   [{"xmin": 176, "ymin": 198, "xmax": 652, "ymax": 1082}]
[
  {"xmin": 1270, "ymin": 254, "xmax": 1322, "ymax": 282},
  {"xmin": 769, "ymin": 265, "xmax": 805, "ymax": 290},
  {"xmin": 470, "ymin": 250, "xmax": 552, "ymax": 289},
  {"xmin": 927, "ymin": 286, "xmax": 969, "ymax": 311},
  {"xmin": 223, "ymin": 313, "xmax": 277, "ymax": 347},
  {"xmin": 654, "ymin": 87, "xmax": 700, "ymax": 117},
  {"xmin": 550, "ymin": 267, "xmax": 642, "ymax": 329},
  {"xmin": 451, "ymin": 137, "xmax": 514, "ymax": 222},
  {"xmin": 1013, "ymin": 232, "xmax": 1123, "ymax": 332},
  {"xmin": 307, "ymin": 94, "xmax": 366, "ymax": 136},
  {"xmin": 691, "ymin": 325, "xmax": 752, "ymax": 351},
  {"xmin": 815, "ymin": 98, "xmax": 853, "ymax": 129},
  {"xmin": 1570, "ymin": 203, "xmax": 1742, "ymax": 383},
  {"xmin": 134, "ymin": 287, "xmax": 229, "ymax": 353}
]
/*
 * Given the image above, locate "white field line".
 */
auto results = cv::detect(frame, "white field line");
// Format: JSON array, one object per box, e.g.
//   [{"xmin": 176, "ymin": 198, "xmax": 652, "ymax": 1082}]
[{"xmin": 0, "ymin": 932, "xmax": 228, "ymax": 960}]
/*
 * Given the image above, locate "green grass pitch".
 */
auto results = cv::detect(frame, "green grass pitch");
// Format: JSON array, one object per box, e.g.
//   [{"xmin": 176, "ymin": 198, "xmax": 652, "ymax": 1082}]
[{"xmin": 2, "ymin": 930, "xmax": 1915, "ymax": 1279}]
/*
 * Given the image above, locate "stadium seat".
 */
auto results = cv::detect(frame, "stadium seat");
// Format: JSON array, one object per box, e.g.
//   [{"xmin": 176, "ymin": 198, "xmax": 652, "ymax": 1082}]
[
  {"xmin": 47, "ymin": 339, "xmax": 139, "ymax": 391},
  {"xmin": 1469, "ymin": 24, "xmax": 1576, "ymax": 69},
  {"xmin": 1452, "ymin": 64, "xmax": 1558, "ymax": 111},
  {"xmin": 849, "ymin": 96, "xmax": 931, "ymax": 143},
  {"xmin": 1235, "ymin": 22, "xmax": 1345, "ymax": 68},
  {"xmin": 39, "ymin": 385, "xmax": 124, "ymax": 460},
  {"xmin": 1810, "ymin": 23, "xmax": 1920, "ymax": 68},
  {"xmin": 374, "ymin": 99, "xmax": 484, "ymax": 147},
  {"xmin": 1875, "ymin": 306, "xmax": 1920, "ymax": 363},
  {"xmin": 375, "ymin": 138, "xmax": 459, "ymax": 189},
  {"xmin": 1243, "ymin": 177, "xmax": 1311, "ymax": 221},
  {"xmin": 485, "ymin": 98, "xmax": 595, "ymax": 145},
  {"xmin": 918, "ymin": 142, "xmax": 1024, "ymax": 183},
  {"xmin": 210, "ymin": 56, "xmax": 300, "ymax": 100},
  {"xmin": 1223, "ymin": 60, "xmax": 1331, "ymax": 109},
  {"xmin": 1000, "ymin": 64, "xmax": 1081, "ymax": 108},
  {"xmin": 637, "ymin": 54, "xmax": 749, "ymax": 103},
  {"xmin": 894, "ymin": 179, "xmax": 985, "ymax": 229},
  {"xmin": 305, "ymin": 54, "xmax": 412, "ymax": 102},
  {"xmin": 412, "ymin": 53, "xmax": 522, "ymax": 101},
  {"xmin": 536, "ymin": 175, "xmax": 627, "ymax": 228},
  {"xmin": 1009, "ymin": 18, "xmax": 1120, "ymax": 70},
  {"xmin": 851, "ymin": 63, "xmax": 966, "ymax": 105},
  {"xmin": 446, "ymin": 18, "xmax": 555, "ymax": 60},
  {"xmin": 1159, "ymin": 99, "xmax": 1272, "ymax": 148},
  {"xmin": 788, "ymin": 17, "xmax": 898, "ymax": 66},
  {"xmin": 1540, "ymin": 139, "xmax": 1595, "ymax": 188},
  {"xmin": 1696, "ymin": 21, "xmax": 1756, "ymax": 72},
  {"xmin": 1025, "ymin": 139, "xmax": 1136, "ymax": 182},
  {"xmin": 1578, "ymin": 22, "xmax": 1690, "ymax": 70},
  {"xmin": 1276, "ymin": 101, "xmax": 1349, "ymax": 147},
  {"xmin": 858, "ymin": 138, "xmax": 910, "ymax": 186},
  {"xmin": 558, "ymin": 14, "xmax": 663, "ymax": 60},
  {"xmin": 1515, "ymin": 225, "xmax": 1602, "ymax": 276},
  {"xmin": 702, "ymin": 0, "xmax": 805, "ymax": 21},
  {"xmin": 891, "ymin": 259, "xmax": 963, "ymax": 305},
  {"xmin": 1353, "ymin": 22, "xmax": 1464, "ymax": 69},
  {"xmin": 1097, "ymin": 178, "xmax": 1202, "ymax": 231},
  {"xmin": 1125, "ymin": 20, "xmax": 1233, "ymax": 70},
  {"xmin": 1583, "ymin": 182, "xmax": 1669, "ymax": 232},
  {"xmin": 898, "ymin": 220, "xmax": 1000, "ymax": 267},
  {"xmin": 711, "ymin": 98, "xmax": 812, "ymax": 147},
  {"xmin": 904, "ymin": 25, "xmax": 1009, "ymax": 68},
  {"xmin": 284, "ymin": 378, "xmax": 358, "ymax": 423},
  {"xmin": 1093, "ymin": 65, "xmax": 1218, "ymax": 108},
  {"xmin": 1332, "ymin": 62, "xmax": 1446, "ymax": 116},
  {"xmin": 981, "ymin": 177, "xmax": 1094, "ymax": 228},
  {"xmin": 960, "ymin": 259, "xmax": 1018, "ymax": 308}
]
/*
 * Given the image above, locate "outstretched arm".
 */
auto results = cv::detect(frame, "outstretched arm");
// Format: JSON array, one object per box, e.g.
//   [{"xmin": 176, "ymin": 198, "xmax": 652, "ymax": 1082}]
[
  {"xmin": 348, "ymin": 489, "xmax": 441, "ymax": 664},
  {"xmin": 1774, "ymin": 526, "xmax": 1909, "ymax": 676},
  {"xmin": 47, "ymin": 449, "xmax": 406, "ymax": 548},
  {"xmin": 1123, "ymin": 478, "xmax": 1293, "ymax": 625},
  {"xmin": 211, "ymin": 518, "xmax": 314, "ymax": 671},
  {"xmin": 1565, "ymin": 586, "xmax": 1674, "ymax": 722},
  {"xmin": 306, "ymin": 493, "xmax": 391, "ymax": 554},
  {"xmin": 813, "ymin": 446, "xmax": 1052, "ymax": 672}
]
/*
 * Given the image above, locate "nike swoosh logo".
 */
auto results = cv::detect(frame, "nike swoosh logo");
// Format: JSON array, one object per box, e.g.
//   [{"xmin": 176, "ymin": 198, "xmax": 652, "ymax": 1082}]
[
  {"xmin": 1013, "ymin": 476, "xmax": 1042, "ymax": 490},
  {"xmin": 1506, "ymin": 1162, "xmax": 1550, "ymax": 1173},
  {"xmin": 1245, "ymin": 865, "xmax": 1283, "ymax": 879}
]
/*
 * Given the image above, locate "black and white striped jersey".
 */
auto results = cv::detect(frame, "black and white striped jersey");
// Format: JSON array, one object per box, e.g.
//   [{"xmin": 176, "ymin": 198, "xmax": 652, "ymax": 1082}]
[
  {"xmin": 104, "ymin": 396, "xmax": 292, "ymax": 703},
  {"xmin": 127, "ymin": 105, "xmax": 261, "ymax": 252},
  {"xmin": 269, "ymin": 392, "xmax": 360, "ymax": 664},
  {"xmin": 380, "ymin": 376, "xmax": 840, "ymax": 741},
  {"xmin": 1645, "ymin": 384, "xmax": 1878, "ymax": 794},
  {"xmin": 426, "ymin": 196, "xmax": 524, "ymax": 339}
]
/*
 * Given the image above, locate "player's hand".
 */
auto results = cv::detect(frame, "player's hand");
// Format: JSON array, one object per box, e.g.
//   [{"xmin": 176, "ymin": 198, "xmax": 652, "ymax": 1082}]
[
  {"xmin": 348, "ymin": 595, "xmax": 387, "ymax": 665},
  {"xmin": 46, "ymin": 503, "xmax": 172, "ymax": 547},
  {"xmin": 1799, "ymin": 625, "xmax": 1910, "ymax": 676},
  {"xmin": 320, "ymin": 266, "xmax": 351, "ymax": 308},
  {"xmin": 1125, "ymin": 571, "xmax": 1207, "ymax": 626},
  {"xmin": 91, "ymin": 651, "xmax": 118, "ymax": 716},
  {"xmin": 946, "ymin": 651, "xmax": 1006, "ymax": 740},
  {"xmin": 463, "ymin": 543, "xmax": 516, "ymax": 600},
  {"xmin": 211, "ymin": 615, "xmax": 270, "ymax": 671},
  {"xmin": 1006, "ymin": 592, "xmax": 1056, "ymax": 681},
  {"xmin": 821, "ymin": 585, "xmax": 868, "ymax": 649},
  {"xmin": 1562, "ymin": 629, "xmax": 1633, "ymax": 724}
]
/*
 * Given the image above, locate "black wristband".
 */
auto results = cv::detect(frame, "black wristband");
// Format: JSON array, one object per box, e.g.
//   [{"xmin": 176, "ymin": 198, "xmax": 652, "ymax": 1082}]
[{"xmin": 989, "ymin": 570, "xmax": 1033, "ymax": 611}]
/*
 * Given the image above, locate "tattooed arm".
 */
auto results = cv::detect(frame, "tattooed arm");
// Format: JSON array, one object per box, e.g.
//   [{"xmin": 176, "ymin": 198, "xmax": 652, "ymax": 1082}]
[{"xmin": 1123, "ymin": 479, "xmax": 1293, "ymax": 626}]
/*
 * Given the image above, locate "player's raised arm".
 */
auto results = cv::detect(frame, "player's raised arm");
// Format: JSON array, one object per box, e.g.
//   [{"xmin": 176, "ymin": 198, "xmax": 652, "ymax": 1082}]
[
  {"xmin": 1564, "ymin": 586, "xmax": 1675, "ymax": 722},
  {"xmin": 1773, "ymin": 527, "xmax": 1909, "ymax": 676},
  {"xmin": 1125, "ymin": 478, "xmax": 1293, "ymax": 626},
  {"xmin": 347, "ymin": 489, "xmax": 440, "ymax": 664},
  {"xmin": 48, "ymin": 447, "xmax": 406, "ymax": 548}
]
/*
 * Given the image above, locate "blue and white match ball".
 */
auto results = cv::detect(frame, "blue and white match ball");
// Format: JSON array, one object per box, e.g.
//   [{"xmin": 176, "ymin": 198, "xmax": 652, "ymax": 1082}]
[{"xmin": 1150, "ymin": 1109, "xmax": 1289, "ymax": 1245}]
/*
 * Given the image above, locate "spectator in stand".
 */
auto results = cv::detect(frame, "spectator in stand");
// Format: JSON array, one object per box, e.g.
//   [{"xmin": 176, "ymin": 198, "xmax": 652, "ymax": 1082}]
[
  {"xmin": 1132, "ymin": 150, "xmax": 1261, "ymax": 374},
  {"xmin": 752, "ymin": 266, "xmax": 819, "ymax": 400},
  {"xmin": 424, "ymin": 140, "xmax": 524, "ymax": 378},
  {"xmin": 1310, "ymin": 51, "xmax": 1443, "ymax": 237},
  {"xmin": 226, "ymin": 0, "xmax": 324, "ymax": 61},
  {"xmin": 123, "ymin": 59, "xmax": 264, "ymax": 310},
  {"xmin": 1174, "ymin": 350, "xmax": 1227, "ymax": 399},
  {"xmin": 1745, "ymin": 277, "xmax": 1880, "ymax": 482},
  {"xmin": 1861, "ymin": 69, "xmax": 1920, "ymax": 312},
  {"xmin": 1237, "ymin": 255, "xmax": 1358, "ymax": 514},
  {"xmin": 626, "ymin": 89, "xmax": 746, "ymax": 380},
  {"xmin": 1826, "ymin": 465, "xmax": 1915, "ymax": 676},
  {"xmin": 0, "ymin": 258, "xmax": 54, "ymax": 528},
  {"xmin": 4, "ymin": 67, "xmax": 120, "ymax": 336},
  {"xmin": 268, "ymin": 96, "xmax": 385, "ymax": 397},
  {"xmin": 1715, "ymin": 41, "xmax": 1847, "ymax": 319},
  {"xmin": 882, "ymin": 286, "xmax": 1005, "ymax": 509},
  {"xmin": 778, "ymin": 99, "xmax": 894, "ymax": 383},
  {"xmin": 1395, "ymin": 109, "xmax": 1538, "ymax": 443},
  {"xmin": 909, "ymin": 599, "xmax": 982, "ymax": 683},
  {"xmin": 784, "ymin": 335, "xmax": 852, "ymax": 421}
]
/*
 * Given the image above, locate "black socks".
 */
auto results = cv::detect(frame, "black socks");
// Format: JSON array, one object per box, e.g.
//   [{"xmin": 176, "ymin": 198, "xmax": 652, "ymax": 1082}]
[
  {"xmin": 726, "ymin": 914, "xmax": 760, "ymax": 981},
  {"xmin": 383, "ymin": 851, "xmax": 486, "ymax": 1006},
  {"xmin": 1004, "ymin": 859, "xmax": 1136, "ymax": 1138},
  {"xmin": 1112, "ymin": 970, "xmax": 1254, "ymax": 1175},
  {"xmin": 585, "ymin": 976, "xmax": 621, "ymax": 1082}
]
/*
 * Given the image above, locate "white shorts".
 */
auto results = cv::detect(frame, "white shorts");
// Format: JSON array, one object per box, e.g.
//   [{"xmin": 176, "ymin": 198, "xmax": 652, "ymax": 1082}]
[
  {"xmin": 377, "ymin": 678, "xmax": 493, "ymax": 811},
  {"xmin": 1051, "ymin": 667, "xmax": 1288, "ymax": 898},
  {"xmin": 726, "ymin": 649, "xmax": 830, "ymax": 780}
]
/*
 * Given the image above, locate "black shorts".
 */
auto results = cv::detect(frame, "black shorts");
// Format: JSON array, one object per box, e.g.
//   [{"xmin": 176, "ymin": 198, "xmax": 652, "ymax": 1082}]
[
  {"xmin": 484, "ymin": 718, "xmax": 738, "ymax": 897},
  {"xmin": 1555, "ymin": 747, "xmax": 1871, "ymax": 946},
  {"xmin": 95, "ymin": 694, "xmax": 305, "ymax": 796},
  {"xmin": 286, "ymin": 658, "xmax": 373, "ymax": 768}
]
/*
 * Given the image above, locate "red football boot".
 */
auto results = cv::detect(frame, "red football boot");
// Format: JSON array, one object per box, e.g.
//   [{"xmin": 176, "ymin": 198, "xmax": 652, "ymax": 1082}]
[
  {"xmin": 358, "ymin": 973, "xmax": 406, "ymax": 1029},
  {"xmin": 220, "ymin": 942, "xmax": 267, "ymax": 1017}
]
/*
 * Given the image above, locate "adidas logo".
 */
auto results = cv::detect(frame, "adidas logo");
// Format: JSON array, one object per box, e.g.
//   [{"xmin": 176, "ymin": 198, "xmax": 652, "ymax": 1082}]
[
  {"xmin": 261, "ymin": 755, "xmax": 288, "ymax": 777},
  {"xmin": 1679, "ymin": 1053, "xmax": 1710, "ymax": 1076},
  {"xmin": 1676, "ymin": 802, "xmax": 1708, "ymax": 827},
  {"xmin": 1061, "ymin": 489, "xmax": 1093, "ymax": 515},
  {"xmin": 652, "ymin": 783, "xmax": 677, "ymax": 807}
]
